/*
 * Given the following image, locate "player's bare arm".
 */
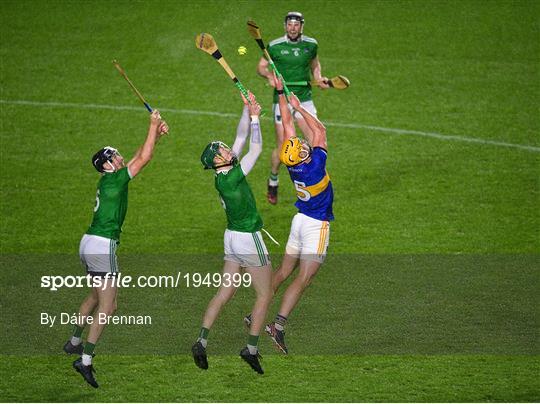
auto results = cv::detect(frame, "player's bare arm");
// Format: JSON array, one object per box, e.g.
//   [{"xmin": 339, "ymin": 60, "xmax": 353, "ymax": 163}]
[
  {"xmin": 311, "ymin": 56, "xmax": 330, "ymax": 90},
  {"xmin": 257, "ymin": 57, "xmax": 275, "ymax": 88},
  {"xmin": 128, "ymin": 110, "xmax": 168, "ymax": 177},
  {"xmin": 273, "ymin": 73, "xmax": 295, "ymax": 142},
  {"xmin": 289, "ymin": 93, "xmax": 327, "ymax": 149}
]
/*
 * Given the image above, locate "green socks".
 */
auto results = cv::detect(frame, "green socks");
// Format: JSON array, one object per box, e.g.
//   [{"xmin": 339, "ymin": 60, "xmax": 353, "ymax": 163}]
[{"xmin": 247, "ymin": 334, "xmax": 259, "ymax": 354}]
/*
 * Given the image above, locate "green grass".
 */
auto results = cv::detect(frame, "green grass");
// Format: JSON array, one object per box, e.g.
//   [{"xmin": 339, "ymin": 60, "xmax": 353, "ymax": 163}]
[
  {"xmin": 1, "ymin": 355, "xmax": 539, "ymax": 402},
  {"xmin": 1, "ymin": 0, "xmax": 539, "ymax": 402}
]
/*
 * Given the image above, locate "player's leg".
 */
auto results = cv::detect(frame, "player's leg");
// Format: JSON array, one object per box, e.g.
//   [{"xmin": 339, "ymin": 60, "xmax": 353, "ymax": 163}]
[
  {"xmin": 243, "ymin": 218, "xmax": 298, "ymax": 327},
  {"xmin": 200, "ymin": 260, "xmax": 241, "ymax": 336},
  {"xmin": 266, "ymin": 215, "xmax": 330, "ymax": 354},
  {"xmin": 192, "ymin": 260, "xmax": 241, "ymax": 370},
  {"xmin": 239, "ymin": 232, "xmax": 272, "ymax": 374},
  {"xmin": 240, "ymin": 263, "xmax": 272, "ymax": 375},
  {"xmin": 245, "ymin": 214, "xmax": 299, "ymax": 328},
  {"xmin": 66, "ymin": 234, "xmax": 99, "ymax": 354},
  {"xmin": 272, "ymin": 212, "xmax": 302, "ymax": 292},
  {"xmin": 84, "ymin": 282, "xmax": 118, "ymax": 358},
  {"xmin": 64, "ymin": 288, "xmax": 98, "ymax": 355},
  {"xmin": 243, "ymin": 253, "xmax": 296, "ymax": 329},
  {"xmin": 266, "ymin": 259, "xmax": 320, "ymax": 355},
  {"xmin": 245, "ymin": 263, "xmax": 273, "ymax": 346},
  {"xmin": 73, "ymin": 281, "xmax": 117, "ymax": 389},
  {"xmin": 272, "ymin": 253, "xmax": 299, "ymax": 292},
  {"xmin": 278, "ymin": 216, "xmax": 329, "ymax": 319},
  {"xmin": 276, "ymin": 259, "xmax": 320, "ymax": 319},
  {"xmin": 72, "ymin": 235, "xmax": 119, "ymax": 388}
]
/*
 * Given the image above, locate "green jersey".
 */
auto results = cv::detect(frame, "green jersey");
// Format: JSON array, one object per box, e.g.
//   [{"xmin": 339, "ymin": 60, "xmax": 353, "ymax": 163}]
[
  {"xmin": 215, "ymin": 165, "xmax": 262, "ymax": 233},
  {"xmin": 268, "ymin": 35, "xmax": 318, "ymax": 103},
  {"xmin": 87, "ymin": 167, "xmax": 131, "ymax": 240}
]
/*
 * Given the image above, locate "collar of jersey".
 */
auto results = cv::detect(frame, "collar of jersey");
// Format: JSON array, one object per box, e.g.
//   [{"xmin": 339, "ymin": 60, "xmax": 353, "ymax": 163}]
[{"xmin": 284, "ymin": 34, "xmax": 302, "ymax": 44}]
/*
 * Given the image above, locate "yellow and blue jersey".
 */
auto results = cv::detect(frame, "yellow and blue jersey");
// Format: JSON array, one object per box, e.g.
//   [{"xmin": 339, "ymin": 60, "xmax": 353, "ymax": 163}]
[{"xmin": 286, "ymin": 147, "xmax": 334, "ymax": 221}]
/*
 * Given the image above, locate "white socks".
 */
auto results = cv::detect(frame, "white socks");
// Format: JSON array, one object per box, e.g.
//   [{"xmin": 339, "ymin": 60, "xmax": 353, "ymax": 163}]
[
  {"xmin": 82, "ymin": 354, "xmax": 92, "ymax": 366},
  {"xmin": 70, "ymin": 336, "xmax": 82, "ymax": 346},
  {"xmin": 198, "ymin": 338, "xmax": 208, "ymax": 348}
]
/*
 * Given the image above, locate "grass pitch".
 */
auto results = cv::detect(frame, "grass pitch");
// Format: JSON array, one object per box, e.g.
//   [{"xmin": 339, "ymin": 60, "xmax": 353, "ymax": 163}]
[{"xmin": 1, "ymin": 0, "xmax": 539, "ymax": 402}]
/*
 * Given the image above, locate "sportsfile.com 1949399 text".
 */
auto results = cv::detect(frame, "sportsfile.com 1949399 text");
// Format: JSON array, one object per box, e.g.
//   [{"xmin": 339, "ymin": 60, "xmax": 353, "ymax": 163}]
[{"xmin": 40, "ymin": 272, "xmax": 252, "ymax": 291}]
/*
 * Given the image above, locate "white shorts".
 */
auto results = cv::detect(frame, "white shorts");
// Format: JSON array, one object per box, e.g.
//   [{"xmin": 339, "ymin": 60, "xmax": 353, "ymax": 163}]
[
  {"xmin": 224, "ymin": 229, "xmax": 270, "ymax": 268},
  {"xmin": 79, "ymin": 234, "xmax": 119, "ymax": 276},
  {"xmin": 273, "ymin": 100, "xmax": 317, "ymax": 124},
  {"xmin": 285, "ymin": 213, "xmax": 330, "ymax": 263}
]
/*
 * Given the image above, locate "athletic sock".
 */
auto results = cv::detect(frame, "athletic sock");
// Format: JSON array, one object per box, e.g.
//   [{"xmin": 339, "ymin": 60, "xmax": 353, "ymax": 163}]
[
  {"xmin": 197, "ymin": 327, "xmax": 210, "ymax": 348},
  {"xmin": 70, "ymin": 336, "xmax": 82, "ymax": 346},
  {"xmin": 247, "ymin": 334, "xmax": 259, "ymax": 355},
  {"xmin": 268, "ymin": 172, "xmax": 279, "ymax": 187},
  {"xmin": 82, "ymin": 342, "xmax": 95, "ymax": 366},
  {"xmin": 73, "ymin": 325, "xmax": 84, "ymax": 338},
  {"xmin": 275, "ymin": 314, "xmax": 287, "ymax": 331},
  {"xmin": 71, "ymin": 325, "xmax": 84, "ymax": 345}
]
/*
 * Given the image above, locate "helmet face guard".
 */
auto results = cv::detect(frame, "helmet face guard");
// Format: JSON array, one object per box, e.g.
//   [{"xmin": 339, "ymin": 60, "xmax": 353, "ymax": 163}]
[
  {"xmin": 280, "ymin": 137, "xmax": 312, "ymax": 167},
  {"xmin": 92, "ymin": 146, "xmax": 121, "ymax": 173},
  {"xmin": 201, "ymin": 141, "xmax": 238, "ymax": 170}
]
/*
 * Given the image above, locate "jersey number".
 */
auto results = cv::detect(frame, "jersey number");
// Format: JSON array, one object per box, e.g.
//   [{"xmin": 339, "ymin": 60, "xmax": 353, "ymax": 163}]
[
  {"xmin": 294, "ymin": 181, "xmax": 311, "ymax": 201},
  {"xmin": 94, "ymin": 189, "xmax": 100, "ymax": 212}
]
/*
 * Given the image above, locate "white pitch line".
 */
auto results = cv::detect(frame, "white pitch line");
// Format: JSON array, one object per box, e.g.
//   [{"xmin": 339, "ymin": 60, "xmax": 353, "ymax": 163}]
[{"xmin": 1, "ymin": 99, "xmax": 539, "ymax": 153}]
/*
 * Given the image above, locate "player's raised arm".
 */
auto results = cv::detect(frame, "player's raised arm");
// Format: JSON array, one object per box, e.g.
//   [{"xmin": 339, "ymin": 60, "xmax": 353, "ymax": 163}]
[
  {"xmin": 289, "ymin": 93, "xmax": 327, "ymax": 149},
  {"xmin": 239, "ymin": 92, "xmax": 263, "ymax": 176},
  {"xmin": 257, "ymin": 56, "xmax": 276, "ymax": 88},
  {"xmin": 273, "ymin": 73, "xmax": 295, "ymax": 142},
  {"xmin": 231, "ymin": 98, "xmax": 251, "ymax": 157},
  {"xmin": 127, "ymin": 110, "xmax": 168, "ymax": 178},
  {"xmin": 311, "ymin": 56, "xmax": 330, "ymax": 90}
]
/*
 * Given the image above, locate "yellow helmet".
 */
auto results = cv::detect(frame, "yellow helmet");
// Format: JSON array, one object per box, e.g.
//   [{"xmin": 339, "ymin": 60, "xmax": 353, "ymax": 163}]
[{"xmin": 280, "ymin": 137, "xmax": 312, "ymax": 166}]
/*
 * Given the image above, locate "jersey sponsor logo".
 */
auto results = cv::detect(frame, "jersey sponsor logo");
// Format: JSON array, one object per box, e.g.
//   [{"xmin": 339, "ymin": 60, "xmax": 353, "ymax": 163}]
[
  {"xmin": 292, "ymin": 48, "xmax": 301, "ymax": 56},
  {"xmin": 294, "ymin": 172, "xmax": 331, "ymax": 201}
]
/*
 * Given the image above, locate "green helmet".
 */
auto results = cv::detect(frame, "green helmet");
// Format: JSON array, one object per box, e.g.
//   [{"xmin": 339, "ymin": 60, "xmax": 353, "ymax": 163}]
[{"xmin": 201, "ymin": 141, "xmax": 237, "ymax": 170}]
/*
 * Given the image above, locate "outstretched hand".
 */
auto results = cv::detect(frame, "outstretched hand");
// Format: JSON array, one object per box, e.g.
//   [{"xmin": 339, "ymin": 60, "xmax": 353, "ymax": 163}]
[
  {"xmin": 272, "ymin": 72, "xmax": 284, "ymax": 92},
  {"xmin": 158, "ymin": 121, "xmax": 169, "ymax": 136},
  {"xmin": 246, "ymin": 92, "xmax": 261, "ymax": 116},
  {"xmin": 150, "ymin": 110, "xmax": 162, "ymax": 125},
  {"xmin": 150, "ymin": 110, "xmax": 168, "ymax": 136}
]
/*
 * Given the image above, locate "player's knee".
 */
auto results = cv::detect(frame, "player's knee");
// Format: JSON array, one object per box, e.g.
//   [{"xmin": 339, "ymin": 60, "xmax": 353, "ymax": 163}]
[
  {"xmin": 99, "ymin": 303, "xmax": 116, "ymax": 316},
  {"xmin": 88, "ymin": 294, "xmax": 99, "ymax": 306},
  {"xmin": 299, "ymin": 273, "xmax": 316, "ymax": 289},
  {"xmin": 259, "ymin": 287, "xmax": 273, "ymax": 302},
  {"xmin": 214, "ymin": 291, "xmax": 233, "ymax": 307}
]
